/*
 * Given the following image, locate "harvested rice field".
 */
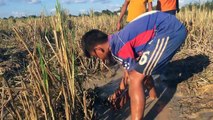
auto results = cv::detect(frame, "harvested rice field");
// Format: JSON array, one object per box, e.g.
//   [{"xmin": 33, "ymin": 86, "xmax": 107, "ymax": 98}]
[{"xmin": 0, "ymin": 2, "xmax": 213, "ymax": 120}]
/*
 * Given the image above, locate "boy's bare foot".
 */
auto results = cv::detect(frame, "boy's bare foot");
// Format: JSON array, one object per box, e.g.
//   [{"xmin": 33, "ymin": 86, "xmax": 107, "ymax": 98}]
[
  {"xmin": 149, "ymin": 87, "xmax": 157, "ymax": 100},
  {"xmin": 144, "ymin": 76, "xmax": 158, "ymax": 99}
]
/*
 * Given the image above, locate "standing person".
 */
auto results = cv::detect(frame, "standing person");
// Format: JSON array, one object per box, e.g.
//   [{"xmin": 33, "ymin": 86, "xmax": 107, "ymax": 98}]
[
  {"xmin": 117, "ymin": 0, "xmax": 153, "ymax": 31},
  {"xmin": 157, "ymin": 0, "xmax": 180, "ymax": 15},
  {"xmin": 81, "ymin": 11, "xmax": 187, "ymax": 120}
]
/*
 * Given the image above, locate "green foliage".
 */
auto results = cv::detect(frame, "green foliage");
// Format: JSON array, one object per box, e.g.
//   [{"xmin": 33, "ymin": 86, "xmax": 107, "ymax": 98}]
[{"xmin": 37, "ymin": 42, "xmax": 49, "ymax": 90}]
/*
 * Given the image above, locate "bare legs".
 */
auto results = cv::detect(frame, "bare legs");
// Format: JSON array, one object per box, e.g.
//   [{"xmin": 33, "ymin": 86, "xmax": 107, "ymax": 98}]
[
  {"xmin": 128, "ymin": 70, "xmax": 146, "ymax": 120},
  {"xmin": 109, "ymin": 70, "xmax": 157, "ymax": 120},
  {"xmin": 128, "ymin": 71, "xmax": 157, "ymax": 120}
]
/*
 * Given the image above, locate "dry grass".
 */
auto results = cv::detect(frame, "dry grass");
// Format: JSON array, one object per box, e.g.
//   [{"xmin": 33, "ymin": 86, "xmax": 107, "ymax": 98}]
[
  {"xmin": 178, "ymin": 7, "xmax": 213, "ymax": 57},
  {"xmin": 0, "ymin": 5, "xmax": 213, "ymax": 120}
]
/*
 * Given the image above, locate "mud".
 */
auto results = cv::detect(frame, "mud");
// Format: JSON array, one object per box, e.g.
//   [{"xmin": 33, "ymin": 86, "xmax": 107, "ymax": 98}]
[{"xmin": 85, "ymin": 53, "xmax": 213, "ymax": 120}]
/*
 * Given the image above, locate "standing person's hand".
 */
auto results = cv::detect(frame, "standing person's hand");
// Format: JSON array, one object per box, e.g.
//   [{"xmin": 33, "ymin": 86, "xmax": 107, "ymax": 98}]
[
  {"xmin": 176, "ymin": 8, "xmax": 180, "ymax": 13},
  {"xmin": 117, "ymin": 22, "xmax": 121, "ymax": 31},
  {"xmin": 117, "ymin": 0, "xmax": 129, "ymax": 31},
  {"xmin": 148, "ymin": 2, "xmax": 153, "ymax": 11}
]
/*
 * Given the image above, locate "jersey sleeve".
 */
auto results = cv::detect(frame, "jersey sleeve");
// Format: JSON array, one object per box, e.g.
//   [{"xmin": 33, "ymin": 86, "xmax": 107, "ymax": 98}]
[{"xmin": 117, "ymin": 42, "xmax": 137, "ymax": 70}]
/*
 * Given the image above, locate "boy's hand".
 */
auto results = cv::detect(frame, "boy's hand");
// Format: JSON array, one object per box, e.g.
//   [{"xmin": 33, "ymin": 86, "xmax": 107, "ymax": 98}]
[
  {"xmin": 108, "ymin": 87, "xmax": 129, "ymax": 110},
  {"xmin": 108, "ymin": 77, "xmax": 129, "ymax": 110}
]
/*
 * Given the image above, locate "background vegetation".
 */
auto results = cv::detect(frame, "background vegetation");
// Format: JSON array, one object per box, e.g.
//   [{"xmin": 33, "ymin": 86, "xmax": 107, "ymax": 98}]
[{"xmin": 0, "ymin": 1, "xmax": 212, "ymax": 119}]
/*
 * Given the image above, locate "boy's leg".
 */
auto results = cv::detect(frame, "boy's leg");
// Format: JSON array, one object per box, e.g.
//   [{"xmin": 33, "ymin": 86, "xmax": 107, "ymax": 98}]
[
  {"xmin": 128, "ymin": 70, "xmax": 146, "ymax": 120},
  {"xmin": 108, "ymin": 71, "xmax": 156, "ymax": 111}
]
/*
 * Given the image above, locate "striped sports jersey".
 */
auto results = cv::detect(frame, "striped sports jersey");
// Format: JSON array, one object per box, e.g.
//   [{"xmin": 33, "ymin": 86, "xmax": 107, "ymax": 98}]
[{"xmin": 109, "ymin": 11, "xmax": 184, "ymax": 71}]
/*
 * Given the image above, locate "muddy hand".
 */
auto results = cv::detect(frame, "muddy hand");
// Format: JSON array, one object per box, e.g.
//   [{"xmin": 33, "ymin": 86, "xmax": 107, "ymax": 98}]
[{"xmin": 108, "ymin": 87, "xmax": 129, "ymax": 110}]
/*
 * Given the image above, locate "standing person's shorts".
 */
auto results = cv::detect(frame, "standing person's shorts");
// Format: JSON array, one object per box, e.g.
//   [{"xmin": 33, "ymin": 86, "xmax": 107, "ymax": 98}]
[{"xmin": 134, "ymin": 24, "xmax": 187, "ymax": 75}]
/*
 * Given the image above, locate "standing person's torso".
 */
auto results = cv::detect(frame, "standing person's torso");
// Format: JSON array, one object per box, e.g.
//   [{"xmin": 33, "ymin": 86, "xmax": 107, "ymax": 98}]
[
  {"xmin": 127, "ymin": 0, "xmax": 147, "ymax": 22},
  {"xmin": 158, "ymin": 0, "xmax": 176, "ymax": 11}
]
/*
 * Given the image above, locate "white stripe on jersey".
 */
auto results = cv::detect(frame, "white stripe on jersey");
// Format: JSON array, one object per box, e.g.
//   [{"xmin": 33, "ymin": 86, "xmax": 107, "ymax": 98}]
[
  {"xmin": 111, "ymin": 52, "xmax": 123, "ymax": 64},
  {"xmin": 146, "ymin": 37, "xmax": 165, "ymax": 75},
  {"xmin": 143, "ymin": 38, "xmax": 160, "ymax": 74},
  {"xmin": 147, "ymin": 37, "xmax": 169, "ymax": 75},
  {"xmin": 143, "ymin": 37, "xmax": 169, "ymax": 75}
]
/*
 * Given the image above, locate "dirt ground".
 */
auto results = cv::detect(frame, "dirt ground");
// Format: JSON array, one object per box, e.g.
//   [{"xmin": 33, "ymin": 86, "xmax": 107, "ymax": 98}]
[
  {"xmin": 1, "ymin": 31, "xmax": 213, "ymax": 120},
  {"xmin": 83, "ymin": 51, "xmax": 213, "ymax": 120}
]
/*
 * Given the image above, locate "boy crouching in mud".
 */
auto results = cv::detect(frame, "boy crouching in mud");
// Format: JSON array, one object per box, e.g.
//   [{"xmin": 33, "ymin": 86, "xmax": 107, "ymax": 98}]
[{"xmin": 81, "ymin": 11, "xmax": 187, "ymax": 120}]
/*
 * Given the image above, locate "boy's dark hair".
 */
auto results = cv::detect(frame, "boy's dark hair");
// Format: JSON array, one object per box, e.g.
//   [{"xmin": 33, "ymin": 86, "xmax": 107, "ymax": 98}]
[{"xmin": 81, "ymin": 29, "xmax": 108, "ymax": 58}]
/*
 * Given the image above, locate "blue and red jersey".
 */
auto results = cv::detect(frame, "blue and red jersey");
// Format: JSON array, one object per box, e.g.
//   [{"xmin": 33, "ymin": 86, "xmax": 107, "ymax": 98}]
[{"xmin": 109, "ymin": 11, "xmax": 185, "ymax": 71}]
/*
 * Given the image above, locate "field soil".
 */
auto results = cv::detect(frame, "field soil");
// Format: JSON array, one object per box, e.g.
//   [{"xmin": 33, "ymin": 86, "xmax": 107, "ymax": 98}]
[
  {"xmin": 83, "ymin": 51, "xmax": 213, "ymax": 120},
  {"xmin": 1, "ymin": 30, "xmax": 213, "ymax": 120}
]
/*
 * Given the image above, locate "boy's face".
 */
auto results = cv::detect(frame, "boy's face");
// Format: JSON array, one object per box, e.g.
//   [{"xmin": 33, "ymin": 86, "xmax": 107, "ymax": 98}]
[
  {"xmin": 89, "ymin": 49, "xmax": 108, "ymax": 60},
  {"xmin": 90, "ymin": 45, "xmax": 111, "ymax": 60}
]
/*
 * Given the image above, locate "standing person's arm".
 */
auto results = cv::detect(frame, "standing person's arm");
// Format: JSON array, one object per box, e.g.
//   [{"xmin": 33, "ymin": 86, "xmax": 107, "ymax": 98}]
[
  {"xmin": 156, "ymin": 0, "xmax": 161, "ymax": 10},
  {"xmin": 117, "ymin": 0, "xmax": 130, "ymax": 31},
  {"xmin": 176, "ymin": 0, "xmax": 180, "ymax": 13},
  {"xmin": 148, "ymin": 0, "xmax": 153, "ymax": 11}
]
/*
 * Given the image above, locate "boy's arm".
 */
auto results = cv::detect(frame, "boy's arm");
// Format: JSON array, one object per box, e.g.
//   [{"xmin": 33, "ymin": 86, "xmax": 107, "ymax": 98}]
[
  {"xmin": 148, "ymin": 0, "xmax": 153, "ymax": 11},
  {"xmin": 119, "ymin": 67, "xmax": 129, "ymax": 89},
  {"xmin": 117, "ymin": 0, "xmax": 130, "ymax": 31}
]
